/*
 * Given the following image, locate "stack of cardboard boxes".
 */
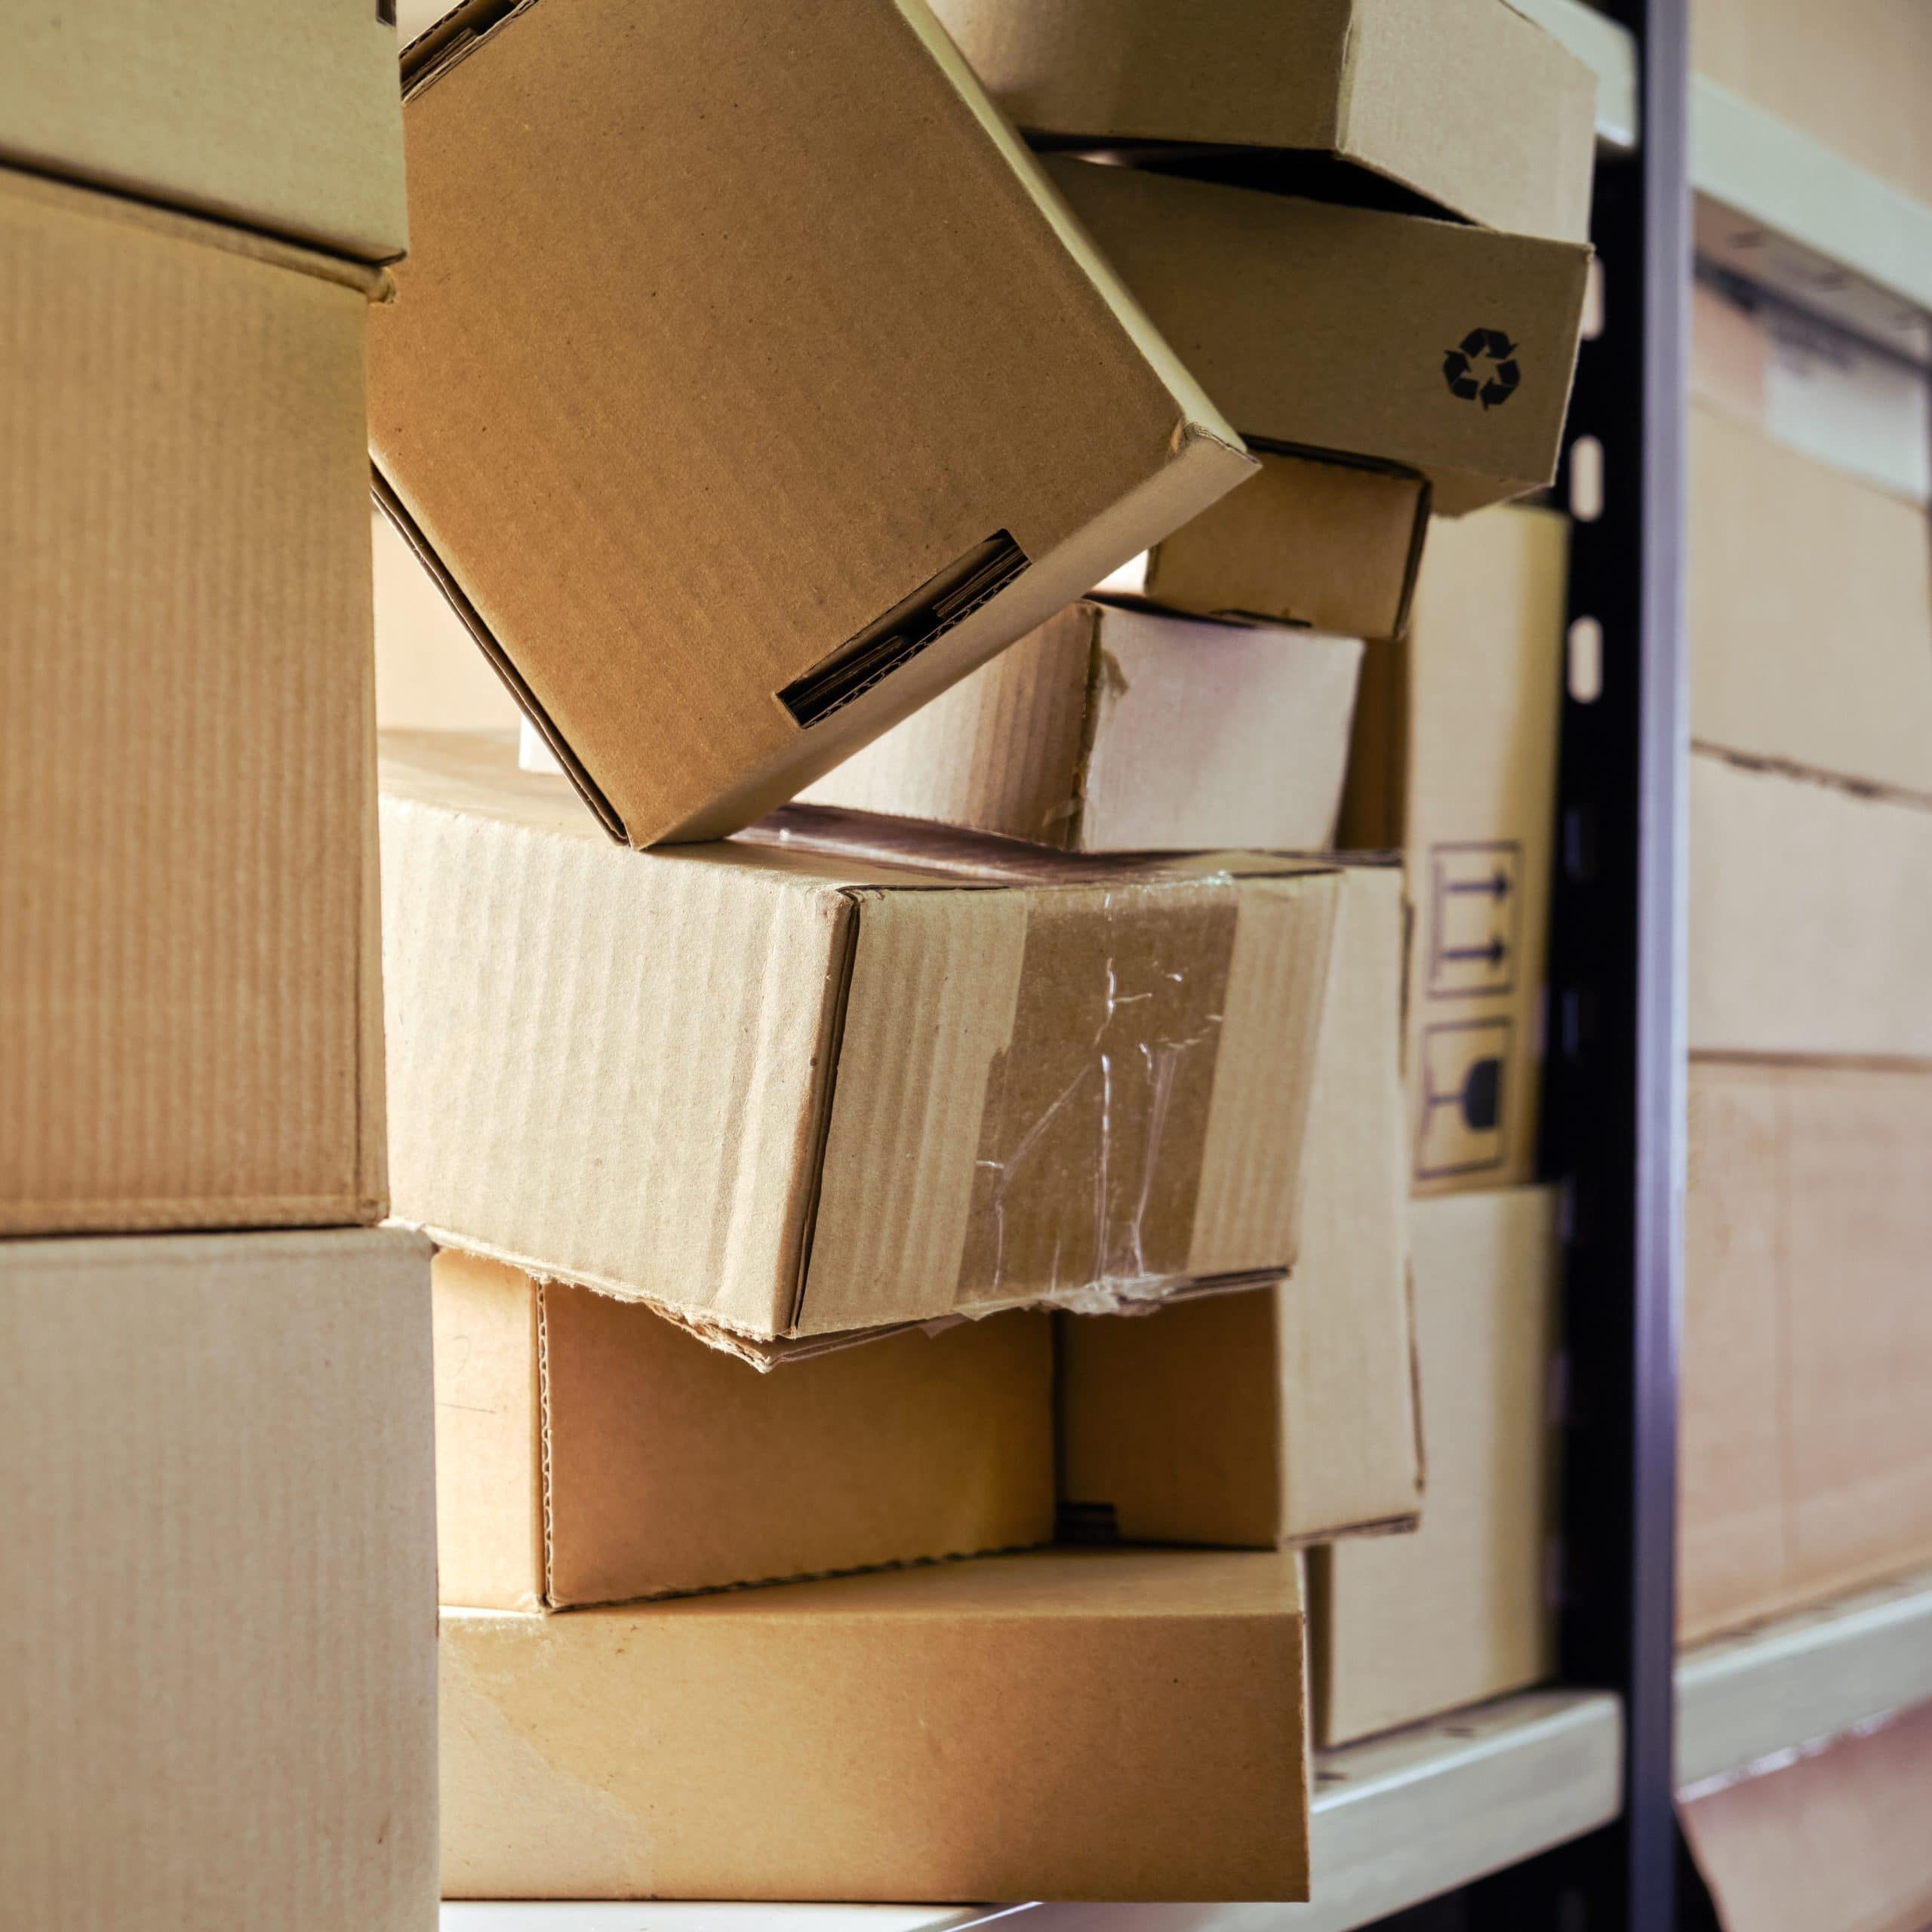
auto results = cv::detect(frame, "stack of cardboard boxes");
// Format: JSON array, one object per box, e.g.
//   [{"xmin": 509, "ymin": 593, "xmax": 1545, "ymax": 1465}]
[{"xmin": 0, "ymin": 8, "xmax": 436, "ymax": 1928}]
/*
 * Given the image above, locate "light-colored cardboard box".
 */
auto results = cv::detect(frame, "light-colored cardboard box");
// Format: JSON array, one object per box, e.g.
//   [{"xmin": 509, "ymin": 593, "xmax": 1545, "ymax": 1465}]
[
  {"xmin": 436, "ymin": 1249, "xmax": 1054, "ymax": 1610},
  {"xmin": 1309, "ymin": 1186, "xmax": 1561, "ymax": 1747},
  {"xmin": 370, "ymin": 0, "xmax": 1254, "ymax": 848},
  {"xmin": 382, "ymin": 731, "xmax": 1342, "ymax": 1349},
  {"xmin": 1058, "ymin": 863, "xmax": 1422, "ymax": 1547},
  {"xmin": 1340, "ymin": 504, "xmax": 1568, "ymax": 1195},
  {"xmin": 1688, "ymin": 754, "xmax": 1932, "ymax": 1061},
  {"xmin": 441, "ymin": 1547, "xmax": 1309, "ymax": 1902},
  {"xmin": 801, "ymin": 598, "xmax": 1363, "ymax": 852},
  {"xmin": 0, "ymin": 1228, "xmax": 437, "ymax": 1930},
  {"xmin": 1681, "ymin": 1058, "xmax": 1932, "ymax": 1643},
  {"xmin": 0, "ymin": 168, "xmax": 389, "ymax": 1235},
  {"xmin": 930, "ymin": 0, "xmax": 1596, "ymax": 245},
  {"xmin": 1043, "ymin": 155, "xmax": 1591, "ymax": 517},
  {"xmin": 1101, "ymin": 447, "xmax": 1431, "ymax": 643},
  {"xmin": 373, "ymin": 509, "xmax": 523, "ymax": 733}
]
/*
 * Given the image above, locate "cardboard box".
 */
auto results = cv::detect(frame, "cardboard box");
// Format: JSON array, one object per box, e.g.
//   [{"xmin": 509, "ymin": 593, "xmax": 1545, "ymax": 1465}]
[
  {"xmin": 436, "ymin": 1249, "xmax": 1054, "ymax": 1609},
  {"xmin": 0, "ymin": 1228, "xmax": 437, "ymax": 1930},
  {"xmin": 801, "ymin": 598, "xmax": 1364, "ymax": 852},
  {"xmin": 374, "ymin": 509, "xmax": 524, "ymax": 734},
  {"xmin": 1690, "ymin": 405, "xmax": 1932, "ymax": 797},
  {"xmin": 1058, "ymin": 862, "xmax": 1420, "ymax": 1547},
  {"xmin": 1042, "ymin": 156, "xmax": 1591, "ymax": 516},
  {"xmin": 1309, "ymin": 1187, "xmax": 1561, "ymax": 1747},
  {"xmin": 1688, "ymin": 754, "xmax": 1932, "ymax": 1061},
  {"xmin": 1100, "ymin": 447, "xmax": 1431, "ymax": 643},
  {"xmin": 1, "ymin": 0, "xmax": 406, "ymax": 262},
  {"xmin": 370, "ymin": 0, "xmax": 1254, "ymax": 848},
  {"xmin": 928, "ymin": 0, "xmax": 1596, "ymax": 245},
  {"xmin": 1340, "ymin": 504, "xmax": 1569, "ymax": 1194},
  {"xmin": 441, "ymin": 1548, "xmax": 1310, "ymax": 1902},
  {"xmin": 0, "ymin": 168, "xmax": 389, "ymax": 1235},
  {"xmin": 1681, "ymin": 1058, "xmax": 1932, "ymax": 1642},
  {"xmin": 382, "ymin": 731, "xmax": 1342, "ymax": 1347}
]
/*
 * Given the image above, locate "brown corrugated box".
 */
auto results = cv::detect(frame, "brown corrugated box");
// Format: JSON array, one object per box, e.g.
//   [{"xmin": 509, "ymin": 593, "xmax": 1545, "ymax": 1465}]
[
  {"xmin": 1681, "ymin": 1058, "xmax": 1932, "ymax": 1642},
  {"xmin": 0, "ymin": 1229, "xmax": 437, "ymax": 1930},
  {"xmin": 801, "ymin": 598, "xmax": 1364, "ymax": 852},
  {"xmin": 1688, "ymin": 754, "xmax": 1932, "ymax": 1061},
  {"xmin": 441, "ymin": 1547, "xmax": 1310, "ymax": 1902},
  {"xmin": 373, "ymin": 508, "xmax": 523, "ymax": 733},
  {"xmin": 1043, "ymin": 155, "xmax": 1591, "ymax": 516},
  {"xmin": 1310, "ymin": 1186, "xmax": 1561, "ymax": 1746},
  {"xmin": 1341, "ymin": 503, "xmax": 1568, "ymax": 1194},
  {"xmin": 381, "ymin": 731, "xmax": 1340, "ymax": 1349},
  {"xmin": 1058, "ymin": 863, "xmax": 1422, "ymax": 1547},
  {"xmin": 929, "ymin": 0, "xmax": 1598, "ymax": 245},
  {"xmin": 1101, "ymin": 447, "xmax": 1431, "ymax": 643},
  {"xmin": 0, "ymin": 168, "xmax": 389, "ymax": 1235},
  {"xmin": 0, "ymin": 0, "xmax": 408, "ymax": 263},
  {"xmin": 435, "ymin": 1249, "xmax": 1054, "ymax": 1610},
  {"xmin": 370, "ymin": 0, "xmax": 1254, "ymax": 848}
]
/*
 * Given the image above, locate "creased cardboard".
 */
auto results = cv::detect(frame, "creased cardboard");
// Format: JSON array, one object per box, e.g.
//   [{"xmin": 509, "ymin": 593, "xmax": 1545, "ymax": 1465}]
[
  {"xmin": 1100, "ymin": 447, "xmax": 1431, "ymax": 643},
  {"xmin": 1058, "ymin": 863, "xmax": 1420, "ymax": 1548},
  {"xmin": 0, "ymin": 168, "xmax": 388, "ymax": 1234},
  {"xmin": 0, "ymin": 1228, "xmax": 437, "ymax": 1931},
  {"xmin": 1681, "ymin": 1058, "xmax": 1932, "ymax": 1642},
  {"xmin": 1309, "ymin": 1186, "xmax": 1561, "ymax": 1746},
  {"xmin": 380, "ymin": 731, "xmax": 1340, "ymax": 1344},
  {"xmin": 435, "ymin": 1249, "xmax": 1054, "ymax": 1610},
  {"xmin": 0, "ymin": 0, "xmax": 407, "ymax": 263},
  {"xmin": 441, "ymin": 1548, "xmax": 1310, "ymax": 1903},
  {"xmin": 802, "ymin": 598, "xmax": 1364, "ymax": 852},
  {"xmin": 1341, "ymin": 503, "xmax": 1567, "ymax": 1194},
  {"xmin": 370, "ymin": 0, "xmax": 1254, "ymax": 848},
  {"xmin": 1043, "ymin": 155, "xmax": 1591, "ymax": 516},
  {"xmin": 931, "ymin": 0, "xmax": 1597, "ymax": 244},
  {"xmin": 1688, "ymin": 753, "xmax": 1932, "ymax": 1062}
]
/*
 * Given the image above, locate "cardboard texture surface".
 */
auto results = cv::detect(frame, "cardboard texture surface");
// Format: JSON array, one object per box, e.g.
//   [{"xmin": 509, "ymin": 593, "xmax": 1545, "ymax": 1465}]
[
  {"xmin": 381, "ymin": 732, "xmax": 1340, "ymax": 1343},
  {"xmin": 929, "ymin": 0, "xmax": 1596, "ymax": 244},
  {"xmin": 1058, "ymin": 863, "xmax": 1421, "ymax": 1547},
  {"xmin": 441, "ymin": 1548, "xmax": 1310, "ymax": 1902},
  {"xmin": 1310, "ymin": 1187, "xmax": 1561, "ymax": 1746},
  {"xmin": 0, "ymin": 1229, "xmax": 437, "ymax": 1930},
  {"xmin": 1101, "ymin": 448, "xmax": 1431, "ymax": 643},
  {"xmin": 1044, "ymin": 156, "xmax": 1590, "ymax": 516},
  {"xmin": 371, "ymin": 0, "xmax": 1253, "ymax": 848},
  {"xmin": 0, "ymin": 0, "xmax": 406, "ymax": 262},
  {"xmin": 1690, "ymin": 405, "xmax": 1932, "ymax": 796},
  {"xmin": 1340, "ymin": 503, "xmax": 1567, "ymax": 1194},
  {"xmin": 1682, "ymin": 1704, "xmax": 1932, "ymax": 1932},
  {"xmin": 802, "ymin": 598, "xmax": 1364, "ymax": 853},
  {"xmin": 1688, "ymin": 754, "xmax": 1932, "ymax": 1061},
  {"xmin": 435, "ymin": 1249, "xmax": 1054, "ymax": 1609},
  {"xmin": 0, "ymin": 169, "xmax": 387, "ymax": 1234},
  {"xmin": 1681, "ymin": 1059, "xmax": 1932, "ymax": 1642}
]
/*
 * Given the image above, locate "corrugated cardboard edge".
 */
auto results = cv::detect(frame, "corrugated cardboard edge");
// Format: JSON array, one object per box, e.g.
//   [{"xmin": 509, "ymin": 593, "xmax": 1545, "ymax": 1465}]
[{"xmin": 1063, "ymin": 606, "xmax": 1120, "ymax": 852}]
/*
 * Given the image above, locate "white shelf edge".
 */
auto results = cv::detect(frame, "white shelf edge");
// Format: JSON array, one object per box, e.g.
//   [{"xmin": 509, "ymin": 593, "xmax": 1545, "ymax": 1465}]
[{"xmin": 1506, "ymin": 0, "xmax": 1639, "ymax": 152}]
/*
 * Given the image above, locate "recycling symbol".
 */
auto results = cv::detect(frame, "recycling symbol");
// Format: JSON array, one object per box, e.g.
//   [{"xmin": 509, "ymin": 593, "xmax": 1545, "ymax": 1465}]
[{"xmin": 1443, "ymin": 328, "xmax": 1521, "ymax": 410}]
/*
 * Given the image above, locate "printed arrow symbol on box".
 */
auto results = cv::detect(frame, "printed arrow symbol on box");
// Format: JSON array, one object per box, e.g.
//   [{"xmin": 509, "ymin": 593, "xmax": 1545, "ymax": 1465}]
[
  {"xmin": 1442, "ymin": 938, "xmax": 1508, "ymax": 968},
  {"xmin": 1447, "ymin": 869, "xmax": 1512, "ymax": 900}
]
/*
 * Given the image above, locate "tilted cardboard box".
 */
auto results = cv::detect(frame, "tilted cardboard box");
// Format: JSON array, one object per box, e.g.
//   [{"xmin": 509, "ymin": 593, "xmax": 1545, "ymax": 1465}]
[
  {"xmin": 1043, "ymin": 156, "xmax": 1591, "ymax": 516},
  {"xmin": 381, "ymin": 732, "xmax": 1341, "ymax": 1348},
  {"xmin": 801, "ymin": 598, "xmax": 1364, "ymax": 852},
  {"xmin": 370, "ymin": 0, "xmax": 1254, "ymax": 848},
  {"xmin": 1681, "ymin": 1059, "xmax": 1932, "ymax": 1642},
  {"xmin": 1310, "ymin": 1187, "xmax": 1561, "ymax": 1747},
  {"xmin": 435, "ymin": 1249, "xmax": 1054, "ymax": 1609},
  {"xmin": 0, "ymin": 169, "xmax": 389, "ymax": 1235},
  {"xmin": 441, "ymin": 1548, "xmax": 1310, "ymax": 1902},
  {"xmin": 930, "ymin": 0, "xmax": 1597, "ymax": 245},
  {"xmin": 1341, "ymin": 504, "xmax": 1568, "ymax": 1195},
  {"xmin": 1058, "ymin": 863, "xmax": 1422, "ymax": 1548},
  {"xmin": 0, "ymin": 1229, "xmax": 437, "ymax": 1931}
]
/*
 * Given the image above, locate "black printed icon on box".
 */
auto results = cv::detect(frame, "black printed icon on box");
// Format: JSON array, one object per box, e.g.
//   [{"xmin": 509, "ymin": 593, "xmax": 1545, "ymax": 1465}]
[
  {"xmin": 1442, "ymin": 328, "xmax": 1521, "ymax": 410},
  {"xmin": 1416, "ymin": 1018, "xmax": 1512, "ymax": 1182},
  {"xmin": 1427, "ymin": 840, "xmax": 1521, "ymax": 999}
]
